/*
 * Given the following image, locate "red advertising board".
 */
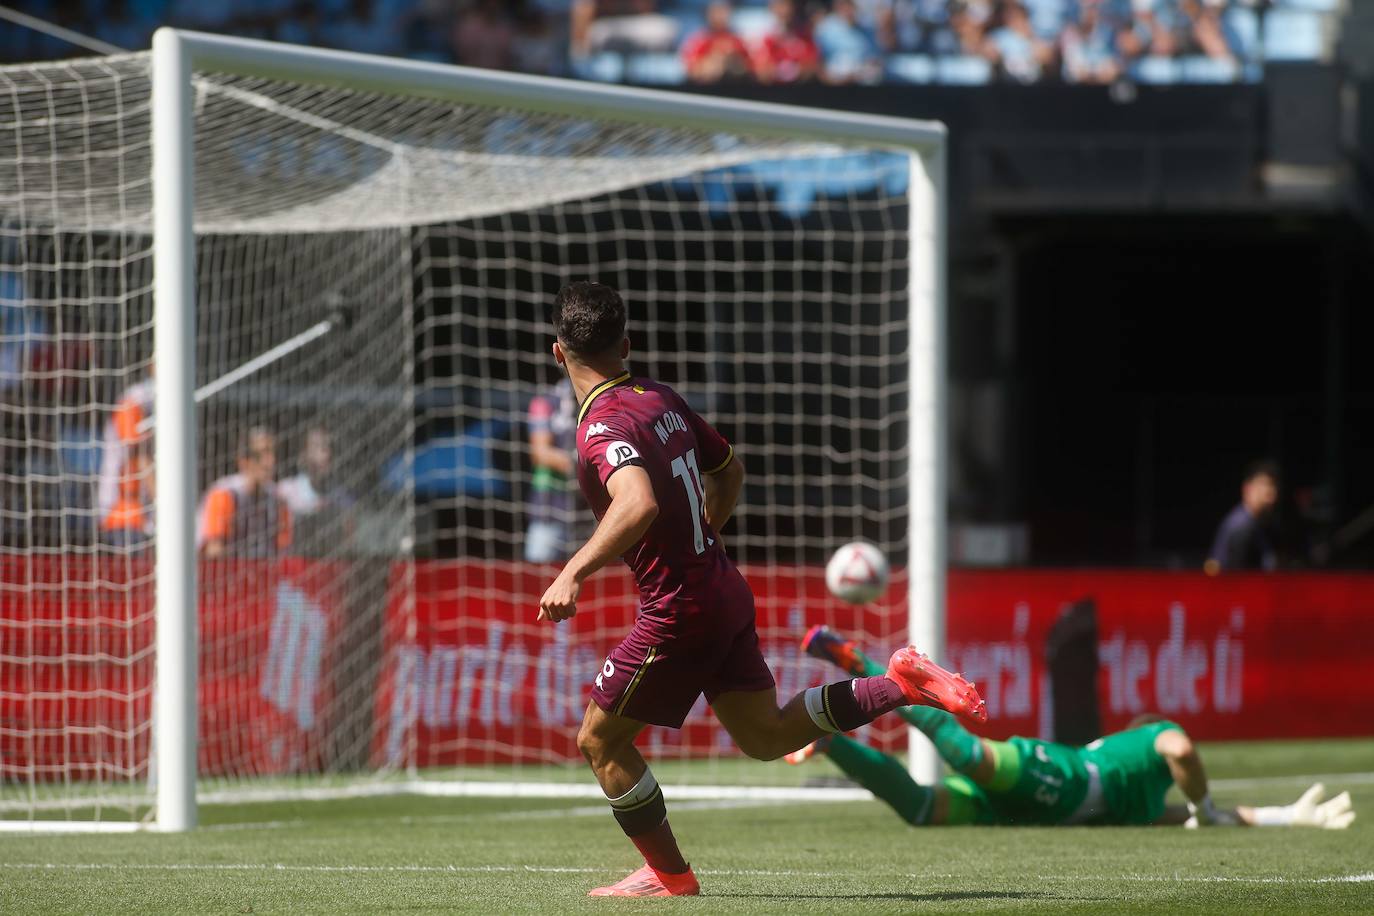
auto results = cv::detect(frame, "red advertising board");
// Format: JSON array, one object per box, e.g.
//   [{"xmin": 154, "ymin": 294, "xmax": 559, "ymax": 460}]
[
  {"xmin": 4, "ymin": 557, "xmax": 1372, "ymax": 779},
  {"xmin": 377, "ymin": 564, "xmax": 1374, "ymax": 766},
  {"xmin": 0, "ymin": 556, "xmax": 343, "ymax": 779}
]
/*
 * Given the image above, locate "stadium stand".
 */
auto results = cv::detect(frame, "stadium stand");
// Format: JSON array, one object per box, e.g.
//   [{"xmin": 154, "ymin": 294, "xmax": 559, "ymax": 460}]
[{"xmin": 0, "ymin": 0, "xmax": 1345, "ymax": 85}]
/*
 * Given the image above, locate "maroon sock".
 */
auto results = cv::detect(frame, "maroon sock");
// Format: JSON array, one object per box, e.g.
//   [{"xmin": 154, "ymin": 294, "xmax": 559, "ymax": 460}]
[
  {"xmin": 824, "ymin": 676, "xmax": 908, "ymax": 731},
  {"xmin": 630, "ymin": 819, "xmax": 689, "ymax": 875}
]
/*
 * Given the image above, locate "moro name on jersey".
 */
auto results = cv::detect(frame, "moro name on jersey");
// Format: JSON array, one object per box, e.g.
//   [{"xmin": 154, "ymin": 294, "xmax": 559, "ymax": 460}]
[{"xmin": 653, "ymin": 410, "xmax": 689, "ymax": 445}]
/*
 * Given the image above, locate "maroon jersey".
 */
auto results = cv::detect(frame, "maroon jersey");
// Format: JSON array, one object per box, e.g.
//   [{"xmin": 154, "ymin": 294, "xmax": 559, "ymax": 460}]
[{"xmin": 575, "ymin": 372, "xmax": 737, "ymax": 617}]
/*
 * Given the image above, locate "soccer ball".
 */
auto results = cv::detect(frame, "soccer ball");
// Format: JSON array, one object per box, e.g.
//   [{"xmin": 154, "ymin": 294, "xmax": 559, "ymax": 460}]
[{"xmin": 825, "ymin": 541, "xmax": 889, "ymax": 605}]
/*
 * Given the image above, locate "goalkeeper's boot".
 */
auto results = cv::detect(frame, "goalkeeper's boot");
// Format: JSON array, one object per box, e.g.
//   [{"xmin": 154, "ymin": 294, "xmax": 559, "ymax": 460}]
[
  {"xmin": 886, "ymin": 646, "xmax": 988, "ymax": 726},
  {"xmin": 802, "ymin": 625, "xmax": 866, "ymax": 677},
  {"xmin": 588, "ymin": 863, "xmax": 700, "ymax": 897},
  {"xmin": 783, "ymin": 734, "xmax": 833, "ymax": 766}
]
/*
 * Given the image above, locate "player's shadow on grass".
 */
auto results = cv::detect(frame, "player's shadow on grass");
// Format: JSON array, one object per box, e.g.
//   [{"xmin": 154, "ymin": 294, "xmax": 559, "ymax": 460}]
[{"xmin": 713, "ymin": 891, "xmax": 1066, "ymax": 904}]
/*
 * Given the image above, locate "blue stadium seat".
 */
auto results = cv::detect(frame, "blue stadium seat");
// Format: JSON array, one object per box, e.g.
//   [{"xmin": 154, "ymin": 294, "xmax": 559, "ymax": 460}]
[
  {"xmin": 886, "ymin": 54, "xmax": 935, "ymax": 84},
  {"xmin": 936, "ymin": 55, "xmax": 992, "ymax": 85},
  {"xmin": 1179, "ymin": 55, "xmax": 1241, "ymax": 83},
  {"xmin": 625, "ymin": 52, "xmax": 687, "ymax": 84},
  {"xmin": 1131, "ymin": 55, "xmax": 1179, "ymax": 84},
  {"xmin": 1263, "ymin": 9, "xmax": 1326, "ymax": 60},
  {"xmin": 731, "ymin": 8, "xmax": 776, "ymax": 43},
  {"xmin": 1275, "ymin": 0, "xmax": 1339, "ymax": 11},
  {"xmin": 573, "ymin": 52, "xmax": 626, "ymax": 82}
]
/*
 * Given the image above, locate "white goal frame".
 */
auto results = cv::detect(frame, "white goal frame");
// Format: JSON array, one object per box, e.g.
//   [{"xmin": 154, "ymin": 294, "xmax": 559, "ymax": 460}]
[{"xmin": 20, "ymin": 28, "xmax": 948, "ymax": 832}]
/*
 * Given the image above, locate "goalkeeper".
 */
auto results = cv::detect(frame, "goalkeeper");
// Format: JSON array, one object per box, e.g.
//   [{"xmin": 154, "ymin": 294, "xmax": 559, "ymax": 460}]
[{"xmin": 794, "ymin": 626, "xmax": 1355, "ymax": 830}]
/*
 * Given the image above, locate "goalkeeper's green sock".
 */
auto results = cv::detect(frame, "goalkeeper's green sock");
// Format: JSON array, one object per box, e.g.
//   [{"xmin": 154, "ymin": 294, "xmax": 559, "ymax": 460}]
[
  {"xmin": 825, "ymin": 733, "xmax": 936, "ymax": 825},
  {"xmin": 849, "ymin": 645, "xmax": 986, "ymax": 775}
]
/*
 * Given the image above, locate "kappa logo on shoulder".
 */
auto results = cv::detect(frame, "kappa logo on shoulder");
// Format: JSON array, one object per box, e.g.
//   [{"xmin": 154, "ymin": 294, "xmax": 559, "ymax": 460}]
[{"xmin": 584, "ymin": 422, "xmax": 610, "ymax": 441}]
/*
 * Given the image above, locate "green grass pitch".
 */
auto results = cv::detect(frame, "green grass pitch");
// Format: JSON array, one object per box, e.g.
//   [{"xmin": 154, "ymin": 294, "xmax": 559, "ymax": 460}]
[{"xmin": 3, "ymin": 738, "xmax": 1371, "ymax": 914}]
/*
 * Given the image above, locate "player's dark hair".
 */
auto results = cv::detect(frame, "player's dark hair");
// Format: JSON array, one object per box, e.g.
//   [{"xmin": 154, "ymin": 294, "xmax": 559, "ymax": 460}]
[
  {"xmin": 552, "ymin": 281, "xmax": 626, "ymax": 359},
  {"xmin": 1243, "ymin": 459, "xmax": 1280, "ymax": 486}
]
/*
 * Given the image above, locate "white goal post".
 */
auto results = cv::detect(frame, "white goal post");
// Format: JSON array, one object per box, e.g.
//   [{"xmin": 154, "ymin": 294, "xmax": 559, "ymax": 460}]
[{"xmin": 1, "ymin": 29, "xmax": 946, "ymax": 832}]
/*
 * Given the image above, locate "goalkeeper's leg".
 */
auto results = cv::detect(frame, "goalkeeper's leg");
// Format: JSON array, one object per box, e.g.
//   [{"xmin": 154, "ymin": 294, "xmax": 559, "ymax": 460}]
[
  {"xmin": 804, "ymin": 626, "xmax": 992, "ymax": 778},
  {"xmin": 821, "ymin": 733, "xmax": 992, "ymax": 826}
]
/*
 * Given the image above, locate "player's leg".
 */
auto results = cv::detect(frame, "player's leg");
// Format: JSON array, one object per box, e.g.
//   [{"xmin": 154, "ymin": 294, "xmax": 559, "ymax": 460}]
[
  {"xmin": 582, "ymin": 634, "xmax": 701, "ymax": 896},
  {"xmin": 804, "ymin": 626, "xmax": 993, "ymax": 779},
  {"xmin": 824, "ymin": 733, "xmax": 948, "ymax": 825},
  {"xmin": 707, "ymin": 622, "xmax": 926, "ymax": 759},
  {"xmin": 799, "ymin": 734, "xmax": 997, "ymax": 826}
]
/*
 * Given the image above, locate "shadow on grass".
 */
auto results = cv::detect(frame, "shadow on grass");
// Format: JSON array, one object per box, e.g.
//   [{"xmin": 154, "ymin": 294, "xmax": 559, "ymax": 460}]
[{"xmin": 711, "ymin": 890, "xmax": 1070, "ymax": 903}]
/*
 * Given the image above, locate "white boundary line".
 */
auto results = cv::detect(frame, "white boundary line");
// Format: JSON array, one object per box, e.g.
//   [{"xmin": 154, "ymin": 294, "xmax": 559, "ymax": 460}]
[
  {"xmin": 0, "ymin": 863, "xmax": 1370, "ymax": 885},
  {"xmin": 5, "ymin": 770, "xmax": 1371, "ymax": 821}
]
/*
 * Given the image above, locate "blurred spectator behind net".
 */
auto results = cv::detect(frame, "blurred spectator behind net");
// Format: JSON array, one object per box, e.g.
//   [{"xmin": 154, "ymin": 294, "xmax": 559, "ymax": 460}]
[
  {"xmin": 752, "ymin": 0, "xmax": 820, "ymax": 84},
  {"xmin": 97, "ymin": 367, "xmax": 155, "ymax": 550},
  {"xmin": 682, "ymin": 2, "xmax": 752, "ymax": 84},
  {"xmin": 197, "ymin": 427, "xmax": 292, "ymax": 559},
  {"xmin": 525, "ymin": 378, "xmax": 577, "ymax": 564},
  {"xmin": 278, "ymin": 426, "xmax": 355, "ymax": 555},
  {"xmin": 1207, "ymin": 460, "xmax": 1279, "ymax": 573}
]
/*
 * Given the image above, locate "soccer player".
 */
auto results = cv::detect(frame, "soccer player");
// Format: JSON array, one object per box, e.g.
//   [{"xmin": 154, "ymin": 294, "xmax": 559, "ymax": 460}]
[
  {"xmin": 794, "ymin": 625, "xmax": 1356, "ymax": 830},
  {"xmin": 537, "ymin": 281, "xmax": 987, "ymax": 897},
  {"xmin": 524, "ymin": 377, "xmax": 577, "ymax": 563}
]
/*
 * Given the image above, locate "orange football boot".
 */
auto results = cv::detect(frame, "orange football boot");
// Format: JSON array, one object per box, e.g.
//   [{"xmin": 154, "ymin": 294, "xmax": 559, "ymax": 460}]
[{"xmin": 588, "ymin": 864, "xmax": 700, "ymax": 897}]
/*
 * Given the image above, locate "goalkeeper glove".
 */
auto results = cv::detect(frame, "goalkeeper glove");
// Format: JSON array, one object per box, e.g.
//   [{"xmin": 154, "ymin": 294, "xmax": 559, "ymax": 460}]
[
  {"xmin": 1185, "ymin": 794, "xmax": 1238, "ymax": 828},
  {"xmin": 1251, "ymin": 783, "xmax": 1356, "ymax": 829}
]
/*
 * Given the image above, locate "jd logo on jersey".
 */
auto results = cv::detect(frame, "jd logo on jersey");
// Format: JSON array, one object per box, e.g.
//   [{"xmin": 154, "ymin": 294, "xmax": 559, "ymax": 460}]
[{"xmin": 605, "ymin": 441, "xmax": 640, "ymax": 467}]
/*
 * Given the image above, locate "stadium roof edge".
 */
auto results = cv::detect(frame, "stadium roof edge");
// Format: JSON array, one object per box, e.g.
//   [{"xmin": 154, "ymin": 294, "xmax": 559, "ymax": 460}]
[{"xmin": 156, "ymin": 28, "xmax": 946, "ymax": 153}]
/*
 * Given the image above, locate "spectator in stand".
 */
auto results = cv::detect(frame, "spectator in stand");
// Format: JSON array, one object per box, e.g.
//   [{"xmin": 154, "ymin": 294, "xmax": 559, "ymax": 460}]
[
  {"xmin": 317, "ymin": 0, "xmax": 404, "ymax": 58},
  {"xmin": 97, "ymin": 369, "xmax": 155, "ymax": 549},
  {"xmin": 946, "ymin": 0, "xmax": 996, "ymax": 58},
  {"xmin": 1206, "ymin": 460, "xmax": 1280, "ymax": 573},
  {"xmin": 1061, "ymin": 0, "xmax": 1122, "ymax": 84},
  {"xmin": 681, "ymin": 1, "xmax": 753, "ymax": 84},
  {"xmin": 510, "ymin": 4, "xmax": 562, "ymax": 75},
  {"xmin": 752, "ymin": 0, "xmax": 820, "ymax": 85},
  {"xmin": 985, "ymin": 0, "xmax": 1056, "ymax": 83},
  {"xmin": 816, "ymin": 0, "xmax": 885, "ymax": 84},
  {"xmin": 571, "ymin": 0, "xmax": 677, "ymax": 58},
  {"xmin": 452, "ymin": 0, "xmax": 516, "ymax": 70},
  {"xmin": 197, "ymin": 426, "xmax": 291, "ymax": 558},
  {"xmin": 1182, "ymin": 0, "xmax": 1238, "ymax": 62}
]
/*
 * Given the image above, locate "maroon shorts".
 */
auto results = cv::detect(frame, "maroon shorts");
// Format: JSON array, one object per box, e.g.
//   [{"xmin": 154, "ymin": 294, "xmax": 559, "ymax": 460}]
[{"xmin": 589, "ymin": 576, "xmax": 775, "ymax": 728}]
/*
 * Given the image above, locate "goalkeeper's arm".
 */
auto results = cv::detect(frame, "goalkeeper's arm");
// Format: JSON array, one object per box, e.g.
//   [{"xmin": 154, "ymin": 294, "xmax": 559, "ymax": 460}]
[{"xmin": 1162, "ymin": 783, "xmax": 1356, "ymax": 829}]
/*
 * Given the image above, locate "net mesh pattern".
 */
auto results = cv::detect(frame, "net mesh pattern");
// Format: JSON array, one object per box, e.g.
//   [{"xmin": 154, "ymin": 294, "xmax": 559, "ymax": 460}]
[{"xmin": 0, "ymin": 52, "xmax": 914, "ymax": 820}]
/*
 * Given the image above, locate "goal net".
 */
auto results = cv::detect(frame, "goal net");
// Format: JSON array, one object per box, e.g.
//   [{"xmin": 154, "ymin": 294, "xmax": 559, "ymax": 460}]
[{"xmin": 0, "ymin": 34, "xmax": 943, "ymax": 829}]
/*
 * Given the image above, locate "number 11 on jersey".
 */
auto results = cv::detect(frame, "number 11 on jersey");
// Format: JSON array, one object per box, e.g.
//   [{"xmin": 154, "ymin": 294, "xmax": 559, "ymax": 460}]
[{"xmin": 670, "ymin": 448, "xmax": 708, "ymax": 555}]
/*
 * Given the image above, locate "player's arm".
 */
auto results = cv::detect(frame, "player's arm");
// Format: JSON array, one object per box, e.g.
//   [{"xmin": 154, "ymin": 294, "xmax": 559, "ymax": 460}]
[
  {"xmin": 530, "ymin": 428, "xmax": 574, "ymax": 476},
  {"xmin": 538, "ymin": 466, "xmax": 658, "ymax": 623},
  {"xmin": 703, "ymin": 449, "xmax": 743, "ymax": 531}
]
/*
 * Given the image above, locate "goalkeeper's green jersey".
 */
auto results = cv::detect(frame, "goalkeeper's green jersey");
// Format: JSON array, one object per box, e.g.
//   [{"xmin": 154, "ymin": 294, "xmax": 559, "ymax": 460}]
[{"xmin": 959, "ymin": 721, "xmax": 1182, "ymax": 827}]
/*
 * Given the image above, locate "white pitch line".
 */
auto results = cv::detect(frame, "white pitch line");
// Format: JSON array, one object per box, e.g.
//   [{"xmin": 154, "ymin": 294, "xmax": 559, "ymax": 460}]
[{"xmin": 1, "ymin": 863, "xmax": 1371, "ymax": 885}]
